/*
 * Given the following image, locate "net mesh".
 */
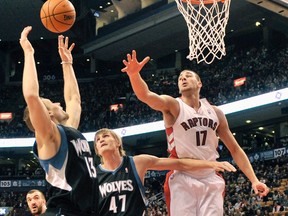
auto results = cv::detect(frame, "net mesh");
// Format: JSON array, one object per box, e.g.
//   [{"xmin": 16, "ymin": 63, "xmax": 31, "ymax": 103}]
[{"xmin": 175, "ymin": 0, "xmax": 231, "ymax": 64}]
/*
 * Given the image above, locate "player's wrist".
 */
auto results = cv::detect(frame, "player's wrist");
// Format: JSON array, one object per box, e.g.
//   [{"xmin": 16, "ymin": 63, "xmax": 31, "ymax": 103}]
[{"xmin": 61, "ymin": 61, "xmax": 73, "ymax": 64}]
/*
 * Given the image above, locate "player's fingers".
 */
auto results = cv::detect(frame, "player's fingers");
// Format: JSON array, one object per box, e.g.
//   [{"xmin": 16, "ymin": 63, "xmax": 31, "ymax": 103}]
[
  {"xmin": 218, "ymin": 162, "xmax": 236, "ymax": 172},
  {"xmin": 58, "ymin": 35, "xmax": 65, "ymax": 49},
  {"xmin": 20, "ymin": 26, "xmax": 32, "ymax": 41},
  {"xmin": 121, "ymin": 67, "xmax": 128, "ymax": 73},
  {"xmin": 217, "ymin": 167, "xmax": 225, "ymax": 172},
  {"xmin": 122, "ymin": 60, "xmax": 128, "ymax": 66},
  {"xmin": 252, "ymin": 186, "xmax": 259, "ymax": 195},
  {"xmin": 224, "ymin": 162, "xmax": 236, "ymax": 172},
  {"xmin": 127, "ymin": 53, "xmax": 132, "ymax": 62},
  {"xmin": 132, "ymin": 50, "xmax": 137, "ymax": 59},
  {"xmin": 259, "ymin": 186, "xmax": 269, "ymax": 196},
  {"xmin": 258, "ymin": 190, "xmax": 268, "ymax": 197},
  {"xmin": 258, "ymin": 191, "xmax": 267, "ymax": 197},
  {"xmin": 65, "ymin": 36, "xmax": 69, "ymax": 47},
  {"xmin": 140, "ymin": 56, "xmax": 150, "ymax": 66},
  {"xmin": 69, "ymin": 43, "xmax": 75, "ymax": 52}
]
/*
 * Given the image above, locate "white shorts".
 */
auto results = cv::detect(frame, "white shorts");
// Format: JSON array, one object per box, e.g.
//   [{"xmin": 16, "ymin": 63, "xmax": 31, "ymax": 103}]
[{"xmin": 165, "ymin": 171, "xmax": 225, "ymax": 216}]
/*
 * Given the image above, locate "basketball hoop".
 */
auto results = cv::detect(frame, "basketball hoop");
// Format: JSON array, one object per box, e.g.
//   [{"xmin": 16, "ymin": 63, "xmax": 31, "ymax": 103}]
[{"xmin": 176, "ymin": 0, "xmax": 231, "ymax": 64}]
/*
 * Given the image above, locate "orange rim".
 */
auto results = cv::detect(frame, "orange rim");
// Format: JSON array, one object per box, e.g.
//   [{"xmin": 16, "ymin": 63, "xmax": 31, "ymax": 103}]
[{"xmin": 181, "ymin": 0, "xmax": 225, "ymax": 4}]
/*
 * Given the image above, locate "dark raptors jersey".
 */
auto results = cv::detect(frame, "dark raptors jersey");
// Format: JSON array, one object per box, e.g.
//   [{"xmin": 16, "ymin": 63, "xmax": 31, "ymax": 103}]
[
  {"xmin": 33, "ymin": 125, "xmax": 98, "ymax": 216},
  {"xmin": 97, "ymin": 156, "xmax": 148, "ymax": 216}
]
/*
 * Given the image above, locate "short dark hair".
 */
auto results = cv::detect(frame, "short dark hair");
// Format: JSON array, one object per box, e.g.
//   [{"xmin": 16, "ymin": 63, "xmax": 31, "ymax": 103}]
[{"xmin": 26, "ymin": 189, "xmax": 46, "ymax": 201}]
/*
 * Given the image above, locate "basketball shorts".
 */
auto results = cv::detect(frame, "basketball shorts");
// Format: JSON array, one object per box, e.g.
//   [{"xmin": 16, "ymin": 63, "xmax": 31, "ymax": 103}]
[{"xmin": 164, "ymin": 170, "xmax": 225, "ymax": 216}]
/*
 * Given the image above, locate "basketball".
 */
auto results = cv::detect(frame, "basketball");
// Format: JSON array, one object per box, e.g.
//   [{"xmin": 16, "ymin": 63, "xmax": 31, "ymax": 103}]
[{"xmin": 40, "ymin": 0, "xmax": 76, "ymax": 33}]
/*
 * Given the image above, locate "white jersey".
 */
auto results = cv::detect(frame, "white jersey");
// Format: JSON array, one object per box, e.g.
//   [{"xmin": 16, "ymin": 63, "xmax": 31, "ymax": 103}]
[{"xmin": 166, "ymin": 97, "xmax": 220, "ymax": 178}]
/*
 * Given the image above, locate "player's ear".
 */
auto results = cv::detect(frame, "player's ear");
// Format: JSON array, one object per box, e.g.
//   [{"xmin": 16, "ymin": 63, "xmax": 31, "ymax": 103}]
[
  {"xmin": 116, "ymin": 141, "xmax": 121, "ymax": 147},
  {"xmin": 48, "ymin": 111, "xmax": 53, "ymax": 117}
]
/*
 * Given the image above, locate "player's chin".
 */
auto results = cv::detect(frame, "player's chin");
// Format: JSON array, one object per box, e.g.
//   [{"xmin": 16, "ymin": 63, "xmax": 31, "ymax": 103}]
[{"xmin": 31, "ymin": 208, "xmax": 38, "ymax": 213}]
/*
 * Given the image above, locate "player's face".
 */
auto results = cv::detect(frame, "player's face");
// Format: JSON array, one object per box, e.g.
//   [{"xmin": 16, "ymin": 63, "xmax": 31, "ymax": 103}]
[
  {"xmin": 95, "ymin": 132, "xmax": 120, "ymax": 156},
  {"xmin": 26, "ymin": 192, "xmax": 45, "ymax": 215},
  {"xmin": 178, "ymin": 71, "xmax": 202, "ymax": 94},
  {"xmin": 42, "ymin": 98, "xmax": 69, "ymax": 123}
]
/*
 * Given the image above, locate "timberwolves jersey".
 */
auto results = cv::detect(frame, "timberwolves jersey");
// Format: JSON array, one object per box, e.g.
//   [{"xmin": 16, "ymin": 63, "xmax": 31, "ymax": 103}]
[
  {"xmin": 97, "ymin": 156, "xmax": 148, "ymax": 216},
  {"xmin": 33, "ymin": 125, "xmax": 98, "ymax": 216},
  {"xmin": 166, "ymin": 98, "xmax": 220, "ymax": 178}
]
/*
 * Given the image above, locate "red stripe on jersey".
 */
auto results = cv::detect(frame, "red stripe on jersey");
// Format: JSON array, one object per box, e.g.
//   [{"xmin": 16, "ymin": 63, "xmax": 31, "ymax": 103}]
[
  {"xmin": 166, "ymin": 127, "xmax": 178, "ymax": 158},
  {"xmin": 164, "ymin": 170, "xmax": 175, "ymax": 216}
]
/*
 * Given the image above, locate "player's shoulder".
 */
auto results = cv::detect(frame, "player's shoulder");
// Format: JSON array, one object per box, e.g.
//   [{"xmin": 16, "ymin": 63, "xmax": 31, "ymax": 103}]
[
  {"xmin": 210, "ymin": 105, "xmax": 223, "ymax": 114},
  {"xmin": 162, "ymin": 94, "xmax": 178, "ymax": 101}
]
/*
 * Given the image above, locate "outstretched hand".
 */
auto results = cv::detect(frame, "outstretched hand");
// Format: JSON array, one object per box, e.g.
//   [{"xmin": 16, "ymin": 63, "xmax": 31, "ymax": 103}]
[
  {"xmin": 252, "ymin": 181, "xmax": 270, "ymax": 197},
  {"xmin": 19, "ymin": 26, "xmax": 34, "ymax": 53},
  {"xmin": 121, "ymin": 50, "xmax": 150, "ymax": 76},
  {"xmin": 58, "ymin": 35, "xmax": 75, "ymax": 63}
]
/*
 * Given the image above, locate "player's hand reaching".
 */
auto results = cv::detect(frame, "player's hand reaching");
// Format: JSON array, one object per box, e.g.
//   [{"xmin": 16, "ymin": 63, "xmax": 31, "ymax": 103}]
[
  {"xmin": 252, "ymin": 181, "xmax": 270, "ymax": 197},
  {"xmin": 211, "ymin": 161, "xmax": 237, "ymax": 172},
  {"xmin": 121, "ymin": 50, "xmax": 150, "ymax": 76},
  {"xmin": 58, "ymin": 35, "xmax": 75, "ymax": 64},
  {"xmin": 19, "ymin": 26, "xmax": 34, "ymax": 54}
]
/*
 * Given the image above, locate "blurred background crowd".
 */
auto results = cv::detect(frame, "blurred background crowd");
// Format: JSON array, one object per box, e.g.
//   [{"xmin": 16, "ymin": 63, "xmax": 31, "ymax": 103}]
[{"xmin": 0, "ymin": 43, "xmax": 287, "ymax": 139}]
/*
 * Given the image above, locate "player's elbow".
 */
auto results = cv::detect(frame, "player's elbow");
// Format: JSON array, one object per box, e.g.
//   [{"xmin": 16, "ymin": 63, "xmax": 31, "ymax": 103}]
[
  {"xmin": 135, "ymin": 92, "xmax": 150, "ymax": 103},
  {"xmin": 24, "ymin": 93, "xmax": 39, "ymax": 104},
  {"xmin": 67, "ymin": 95, "xmax": 81, "ymax": 110}
]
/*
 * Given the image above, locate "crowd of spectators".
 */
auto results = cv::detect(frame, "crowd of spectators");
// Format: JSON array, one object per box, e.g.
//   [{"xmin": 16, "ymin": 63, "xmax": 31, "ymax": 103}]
[{"xmin": 0, "ymin": 43, "xmax": 287, "ymax": 139}]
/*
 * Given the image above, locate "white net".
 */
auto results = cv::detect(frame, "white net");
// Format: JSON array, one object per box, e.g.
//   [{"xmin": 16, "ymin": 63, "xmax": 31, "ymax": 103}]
[{"xmin": 175, "ymin": 0, "xmax": 231, "ymax": 64}]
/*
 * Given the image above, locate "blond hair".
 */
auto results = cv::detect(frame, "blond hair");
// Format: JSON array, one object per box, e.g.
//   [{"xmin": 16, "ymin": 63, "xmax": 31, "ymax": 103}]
[
  {"xmin": 94, "ymin": 128, "xmax": 126, "ymax": 163},
  {"xmin": 23, "ymin": 97, "xmax": 49, "ymax": 132},
  {"xmin": 23, "ymin": 106, "xmax": 35, "ymax": 132}
]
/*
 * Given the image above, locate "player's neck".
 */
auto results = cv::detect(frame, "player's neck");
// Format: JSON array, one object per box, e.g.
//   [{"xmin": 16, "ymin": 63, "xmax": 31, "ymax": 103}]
[
  {"xmin": 102, "ymin": 154, "xmax": 123, "ymax": 171},
  {"xmin": 180, "ymin": 94, "xmax": 200, "ymax": 110}
]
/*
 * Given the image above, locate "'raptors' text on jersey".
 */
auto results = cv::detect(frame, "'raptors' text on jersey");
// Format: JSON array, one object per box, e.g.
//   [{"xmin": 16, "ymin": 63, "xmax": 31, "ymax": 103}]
[{"xmin": 166, "ymin": 98, "xmax": 220, "ymax": 177}]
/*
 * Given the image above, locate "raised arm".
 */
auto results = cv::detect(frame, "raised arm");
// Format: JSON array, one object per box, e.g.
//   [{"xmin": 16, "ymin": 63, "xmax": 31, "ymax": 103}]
[
  {"xmin": 214, "ymin": 106, "xmax": 269, "ymax": 197},
  {"xmin": 58, "ymin": 35, "xmax": 81, "ymax": 129},
  {"xmin": 20, "ymin": 26, "xmax": 59, "ymax": 159},
  {"xmin": 121, "ymin": 50, "xmax": 176, "ymax": 113},
  {"xmin": 133, "ymin": 154, "xmax": 236, "ymax": 184}
]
